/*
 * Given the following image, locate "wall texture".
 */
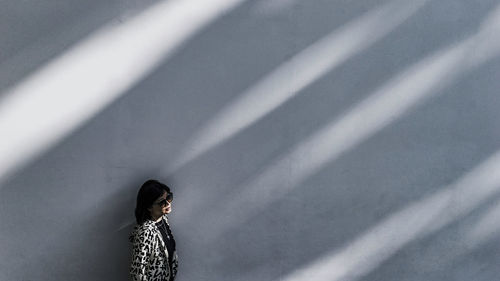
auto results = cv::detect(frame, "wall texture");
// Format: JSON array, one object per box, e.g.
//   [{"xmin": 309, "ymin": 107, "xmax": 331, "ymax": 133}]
[{"xmin": 1, "ymin": 0, "xmax": 500, "ymax": 280}]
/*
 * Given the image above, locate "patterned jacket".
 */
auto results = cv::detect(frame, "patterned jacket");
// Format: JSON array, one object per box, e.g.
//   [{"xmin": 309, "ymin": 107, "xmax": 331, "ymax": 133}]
[{"xmin": 129, "ymin": 214, "xmax": 179, "ymax": 281}]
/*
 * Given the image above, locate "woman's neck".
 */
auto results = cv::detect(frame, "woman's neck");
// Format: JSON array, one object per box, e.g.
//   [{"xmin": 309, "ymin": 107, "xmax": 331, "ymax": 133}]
[{"xmin": 151, "ymin": 214, "xmax": 163, "ymax": 222}]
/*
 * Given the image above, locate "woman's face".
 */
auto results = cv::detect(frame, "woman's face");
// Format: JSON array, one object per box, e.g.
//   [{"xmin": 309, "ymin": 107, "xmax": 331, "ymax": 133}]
[{"xmin": 149, "ymin": 191, "xmax": 173, "ymax": 220}]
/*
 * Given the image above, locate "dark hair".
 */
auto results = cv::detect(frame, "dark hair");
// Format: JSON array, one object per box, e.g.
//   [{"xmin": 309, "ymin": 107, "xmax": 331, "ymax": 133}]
[{"xmin": 135, "ymin": 179, "xmax": 172, "ymax": 225}]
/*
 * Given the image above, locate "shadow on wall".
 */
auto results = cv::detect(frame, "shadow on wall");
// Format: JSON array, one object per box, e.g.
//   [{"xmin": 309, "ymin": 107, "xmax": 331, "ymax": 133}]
[
  {"xmin": 166, "ymin": 1, "xmax": 500, "ymax": 281},
  {"xmin": 353, "ymin": 57, "xmax": 500, "ymax": 281},
  {"xmin": 0, "ymin": 0, "xmax": 500, "ymax": 281},
  {"xmin": 0, "ymin": 0, "xmax": 162, "ymax": 93},
  {"xmin": 0, "ymin": 0, "xmax": 251, "ymax": 186},
  {"xmin": 185, "ymin": 55, "xmax": 500, "ymax": 281},
  {"xmin": 157, "ymin": 0, "xmax": 500, "ymax": 233},
  {"xmin": 189, "ymin": 0, "xmax": 500, "ymax": 242}
]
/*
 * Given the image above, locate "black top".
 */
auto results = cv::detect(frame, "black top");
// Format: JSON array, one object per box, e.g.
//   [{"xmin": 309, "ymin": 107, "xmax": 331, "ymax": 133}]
[{"xmin": 156, "ymin": 219, "xmax": 176, "ymax": 281}]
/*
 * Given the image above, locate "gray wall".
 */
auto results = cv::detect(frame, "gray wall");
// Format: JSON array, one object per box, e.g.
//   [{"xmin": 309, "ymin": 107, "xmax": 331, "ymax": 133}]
[{"xmin": 1, "ymin": 0, "xmax": 500, "ymax": 280}]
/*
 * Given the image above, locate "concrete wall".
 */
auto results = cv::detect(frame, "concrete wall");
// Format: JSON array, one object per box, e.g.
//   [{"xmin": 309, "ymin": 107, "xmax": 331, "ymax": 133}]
[{"xmin": 1, "ymin": 0, "xmax": 500, "ymax": 280}]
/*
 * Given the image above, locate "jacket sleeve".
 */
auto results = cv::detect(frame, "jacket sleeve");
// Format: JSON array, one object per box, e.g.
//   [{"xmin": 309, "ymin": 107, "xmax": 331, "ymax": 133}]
[
  {"xmin": 171, "ymin": 251, "xmax": 179, "ymax": 279},
  {"xmin": 130, "ymin": 228, "xmax": 151, "ymax": 281}
]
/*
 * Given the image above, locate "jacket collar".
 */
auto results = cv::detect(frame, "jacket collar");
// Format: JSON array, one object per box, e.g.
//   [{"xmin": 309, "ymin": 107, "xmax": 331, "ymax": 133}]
[
  {"xmin": 142, "ymin": 214, "xmax": 169, "ymax": 228},
  {"xmin": 142, "ymin": 214, "xmax": 170, "ymax": 254}
]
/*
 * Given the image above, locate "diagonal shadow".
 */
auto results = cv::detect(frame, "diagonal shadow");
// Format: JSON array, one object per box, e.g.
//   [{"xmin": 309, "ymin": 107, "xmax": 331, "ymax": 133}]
[
  {"xmin": 162, "ymin": 0, "xmax": 431, "ymax": 176},
  {"xmin": 180, "ymin": 53, "xmax": 500, "ymax": 281},
  {"xmin": 89, "ymin": 0, "xmax": 410, "ymax": 230},
  {"xmin": 0, "ymin": 0, "xmax": 164, "ymax": 93},
  {"xmin": 353, "ymin": 58, "xmax": 500, "ymax": 281},
  {"xmin": 0, "ymin": 1, "xmax": 388, "ymax": 280},
  {"xmin": 278, "ymin": 146, "xmax": 500, "ymax": 281},
  {"xmin": 0, "ymin": 0, "xmax": 384, "ymax": 188},
  {"xmin": 167, "ymin": 3, "xmax": 500, "ymax": 276},
  {"xmin": 158, "ymin": 0, "xmax": 434, "ymax": 226},
  {"xmin": 0, "ymin": 0, "xmax": 249, "ymax": 186},
  {"xmin": 1, "ymin": 1, "xmax": 499, "ymax": 281},
  {"xmin": 360, "ymin": 195, "xmax": 500, "ymax": 281},
  {"xmin": 182, "ymin": 3, "xmax": 500, "ymax": 245},
  {"xmin": 359, "ymin": 195, "xmax": 500, "ymax": 281},
  {"xmin": 158, "ymin": 0, "xmax": 500, "ymax": 234}
]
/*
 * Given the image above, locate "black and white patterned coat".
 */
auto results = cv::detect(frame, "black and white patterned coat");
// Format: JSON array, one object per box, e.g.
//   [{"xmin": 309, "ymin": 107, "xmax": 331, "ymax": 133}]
[{"xmin": 129, "ymin": 215, "xmax": 179, "ymax": 281}]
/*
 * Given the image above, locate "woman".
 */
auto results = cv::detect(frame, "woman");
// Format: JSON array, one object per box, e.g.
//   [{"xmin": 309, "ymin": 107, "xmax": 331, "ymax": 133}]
[{"xmin": 130, "ymin": 179, "xmax": 179, "ymax": 281}]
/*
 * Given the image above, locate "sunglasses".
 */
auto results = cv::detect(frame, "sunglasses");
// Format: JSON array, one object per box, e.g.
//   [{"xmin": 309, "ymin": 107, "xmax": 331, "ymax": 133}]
[{"xmin": 155, "ymin": 193, "xmax": 173, "ymax": 207}]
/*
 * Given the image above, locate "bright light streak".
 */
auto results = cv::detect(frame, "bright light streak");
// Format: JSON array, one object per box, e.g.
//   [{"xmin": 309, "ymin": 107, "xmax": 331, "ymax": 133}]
[
  {"xmin": 0, "ymin": 0, "xmax": 246, "ymax": 183},
  {"xmin": 465, "ymin": 4, "xmax": 500, "ymax": 67},
  {"xmin": 276, "ymin": 8, "xmax": 500, "ymax": 280},
  {"xmin": 408, "ymin": 3, "xmax": 500, "ymax": 252},
  {"xmin": 465, "ymin": 197, "xmax": 500, "ymax": 246},
  {"xmin": 166, "ymin": 0, "xmax": 429, "ymax": 174},
  {"xmin": 370, "ymin": 195, "xmax": 500, "ymax": 275},
  {"xmin": 196, "ymin": 3, "xmax": 500, "ymax": 242},
  {"xmin": 279, "ymin": 150, "xmax": 500, "ymax": 281},
  {"xmin": 409, "ymin": 195, "xmax": 500, "ymax": 271}
]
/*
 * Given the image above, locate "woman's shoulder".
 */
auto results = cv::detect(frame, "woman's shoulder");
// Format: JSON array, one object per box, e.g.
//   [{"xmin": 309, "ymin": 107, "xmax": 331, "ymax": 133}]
[
  {"xmin": 130, "ymin": 220, "xmax": 157, "ymax": 242},
  {"xmin": 137, "ymin": 220, "xmax": 157, "ymax": 233}
]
